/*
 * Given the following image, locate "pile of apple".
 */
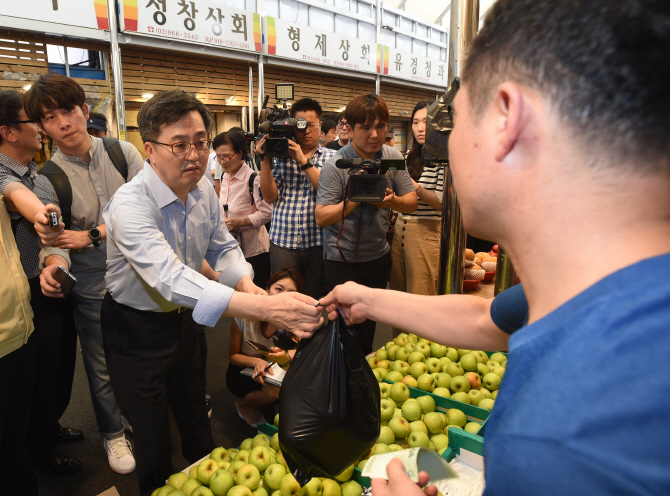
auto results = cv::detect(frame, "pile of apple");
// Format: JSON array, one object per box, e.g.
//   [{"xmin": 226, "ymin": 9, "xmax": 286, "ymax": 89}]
[
  {"xmin": 368, "ymin": 333, "xmax": 508, "ymax": 411},
  {"xmin": 151, "ymin": 428, "xmax": 364, "ymax": 496}
]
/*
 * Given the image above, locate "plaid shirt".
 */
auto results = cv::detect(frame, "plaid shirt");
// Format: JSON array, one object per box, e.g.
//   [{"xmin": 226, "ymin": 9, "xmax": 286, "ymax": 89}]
[{"xmin": 269, "ymin": 145, "xmax": 335, "ymax": 249}]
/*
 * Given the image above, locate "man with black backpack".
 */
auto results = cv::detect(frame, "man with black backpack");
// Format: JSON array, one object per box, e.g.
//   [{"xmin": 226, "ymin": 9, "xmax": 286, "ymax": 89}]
[{"xmin": 26, "ymin": 74, "xmax": 143, "ymax": 475}]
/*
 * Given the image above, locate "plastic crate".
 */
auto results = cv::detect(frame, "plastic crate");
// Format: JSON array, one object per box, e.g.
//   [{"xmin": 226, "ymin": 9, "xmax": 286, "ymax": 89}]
[{"xmin": 440, "ymin": 426, "xmax": 484, "ymax": 461}]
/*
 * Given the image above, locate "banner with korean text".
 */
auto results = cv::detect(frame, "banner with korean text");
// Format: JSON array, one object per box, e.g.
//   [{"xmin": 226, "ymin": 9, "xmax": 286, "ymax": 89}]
[
  {"xmin": 1, "ymin": 0, "xmax": 109, "ymax": 30},
  {"xmin": 379, "ymin": 45, "xmax": 447, "ymax": 88}
]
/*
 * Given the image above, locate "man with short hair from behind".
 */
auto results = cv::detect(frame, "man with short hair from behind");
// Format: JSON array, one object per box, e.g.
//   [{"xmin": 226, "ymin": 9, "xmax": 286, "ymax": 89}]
[
  {"xmin": 323, "ymin": 0, "xmax": 670, "ymax": 494},
  {"xmin": 258, "ymin": 97, "xmax": 335, "ymax": 299},
  {"xmin": 26, "ymin": 73, "xmax": 143, "ymax": 475}
]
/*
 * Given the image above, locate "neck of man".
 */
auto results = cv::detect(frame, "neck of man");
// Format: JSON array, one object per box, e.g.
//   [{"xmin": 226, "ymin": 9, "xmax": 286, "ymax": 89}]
[
  {"xmin": 339, "ymin": 137, "xmax": 350, "ymax": 146},
  {"xmin": 351, "ymin": 141, "xmax": 379, "ymax": 160},
  {"xmin": 498, "ymin": 169, "xmax": 670, "ymax": 326},
  {"xmin": 300, "ymin": 142, "xmax": 318, "ymax": 158},
  {"xmin": 57, "ymin": 134, "xmax": 93, "ymax": 164},
  {"xmin": 0, "ymin": 143, "xmax": 37, "ymax": 167}
]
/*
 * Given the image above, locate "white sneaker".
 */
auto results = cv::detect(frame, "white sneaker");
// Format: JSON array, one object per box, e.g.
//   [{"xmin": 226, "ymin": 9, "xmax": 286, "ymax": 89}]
[{"xmin": 104, "ymin": 435, "xmax": 136, "ymax": 474}]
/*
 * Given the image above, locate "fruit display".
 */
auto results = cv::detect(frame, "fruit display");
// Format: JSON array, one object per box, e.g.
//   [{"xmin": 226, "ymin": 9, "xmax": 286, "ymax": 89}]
[
  {"xmin": 369, "ymin": 334, "xmax": 508, "ymax": 416},
  {"xmin": 464, "ymin": 247, "xmax": 498, "ymax": 282},
  {"xmin": 151, "ymin": 428, "xmax": 364, "ymax": 496}
]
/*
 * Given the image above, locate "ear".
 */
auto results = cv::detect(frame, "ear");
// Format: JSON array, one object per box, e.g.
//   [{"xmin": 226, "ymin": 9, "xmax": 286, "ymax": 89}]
[
  {"xmin": 0, "ymin": 125, "xmax": 16, "ymax": 143},
  {"xmin": 492, "ymin": 82, "xmax": 526, "ymax": 163},
  {"xmin": 144, "ymin": 141, "xmax": 155, "ymax": 164},
  {"xmin": 82, "ymin": 103, "xmax": 90, "ymax": 120}
]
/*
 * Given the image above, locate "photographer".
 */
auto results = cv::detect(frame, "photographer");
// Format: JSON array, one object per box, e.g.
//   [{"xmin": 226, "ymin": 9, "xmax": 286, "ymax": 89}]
[
  {"xmin": 315, "ymin": 94, "xmax": 417, "ymax": 354},
  {"xmin": 258, "ymin": 98, "xmax": 336, "ymax": 299}
]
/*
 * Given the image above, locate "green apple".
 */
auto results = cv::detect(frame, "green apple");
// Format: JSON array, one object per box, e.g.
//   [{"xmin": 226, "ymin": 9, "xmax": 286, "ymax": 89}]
[
  {"xmin": 467, "ymin": 389, "xmax": 485, "ymax": 406},
  {"xmin": 450, "ymin": 375, "xmax": 470, "ymax": 393},
  {"xmin": 357, "ymin": 459, "xmax": 367, "ymax": 471},
  {"xmin": 380, "ymin": 398, "xmax": 396, "ymax": 420},
  {"xmin": 385, "ymin": 397, "xmax": 398, "ymax": 409},
  {"xmin": 210, "ymin": 448, "xmax": 228, "ymax": 464},
  {"xmin": 197, "ymin": 459, "xmax": 220, "ymax": 485},
  {"xmin": 407, "ymin": 431, "xmax": 430, "ymax": 448},
  {"xmin": 478, "ymin": 399, "xmax": 495, "ymax": 411},
  {"xmin": 423, "ymin": 412, "xmax": 445, "ymax": 434},
  {"xmin": 228, "ymin": 460, "xmax": 246, "ymax": 478},
  {"xmin": 189, "ymin": 466, "xmax": 199, "ymax": 479},
  {"xmin": 492, "ymin": 366, "xmax": 506, "ymax": 378},
  {"xmin": 432, "ymin": 387, "xmax": 450, "ymax": 398},
  {"xmin": 227, "ymin": 449, "xmax": 239, "ymax": 459},
  {"xmin": 377, "ymin": 361, "xmax": 391, "ymax": 373},
  {"xmin": 168, "ymin": 472, "xmax": 190, "ymax": 490},
  {"xmin": 486, "ymin": 360, "xmax": 500, "ymax": 370},
  {"xmin": 480, "ymin": 388, "xmax": 492, "ymax": 399},
  {"xmin": 401, "ymin": 399, "xmax": 422, "ymax": 421},
  {"xmin": 401, "ymin": 375, "xmax": 417, "ymax": 388},
  {"xmin": 451, "ymin": 392, "xmax": 471, "ymax": 404},
  {"xmin": 234, "ymin": 450, "xmax": 250, "ymax": 463},
  {"xmin": 476, "ymin": 364, "xmax": 490, "ymax": 377},
  {"xmin": 446, "ymin": 408, "xmax": 467, "ymax": 427},
  {"xmin": 334, "ymin": 464, "xmax": 354, "ymax": 482},
  {"xmin": 424, "ymin": 357, "xmax": 442, "ymax": 374},
  {"xmin": 378, "ymin": 425, "xmax": 396, "ymax": 445},
  {"xmin": 490, "ymin": 352, "xmax": 506, "ymax": 364},
  {"xmin": 372, "ymin": 443, "xmax": 391, "ymax": 455},
  {"xmin": 367, "ymin": 356, "xmax": 379, "ymax": 368},
  {"xmin": 430, "ymin": 343, "xmax": 447, "ymax": 358},
  {"xmin": 240, "ymin": 438, "xmax": 253, "ymax": 451},
  {"xmin": 372, "ymin": 369, "xmax": 383, "ymax": 383},
  {"xmin": 388, "ymin": 382, "xmax": 409, "ymax": 404},
  {"xmin": 181, "ymin": 479, "xmax": 202, "ymax": 496},
  {"xmin": 385, "ymin": 341, "xmax": 394, "ymax": 350},
  {"xmin": 386, "ymin": 344, "xmax": 400, "ymax": 361},
  {"xmin": 391, "ymin": 360, "xmax": 410, "ymax": 376},
  {"xmin": 464, "ymin": 372, "xmax": 482, "ymax": 389},
  {"xmin": 417, "ymin": 337, "xmax": 430, "ymax": 345},
  {"xmin": 407, "ymin": 334, "xmax": 418, "ymax": 344},
  {"xmin": 191, "ymin": 488, "xmax": 215, "ymax": 496},
  {"xmin": 416, "ymin": 373, "xmax": 435, "ymax": 392},
  {"xmin": 472, "ymin": 351, "xmax": 489, "ymax": 363},
  {"xmin": 392, "ymin": 408, "xmax": 402, "ymax": 417},
  {"xmin": 280, "ymin": 473, "xmax": 306, "ymax": 496},
  {"xmin": 322, "ymin": 479, "xmax": 341, "ymax": 496},
  {"xmin": 271, "ymin": 433, "xmax": 280, "ymax": 452},
  {"xmin": 409, "ymin": 420, "xmax": 428, "ymax": 435},
  {"xmin": 276, "ymin": 451, "xmax": 288, "ymax": 468},
  {"xmin": 274, "ymin": 414, "xmax": 280, "ymax": 428},
  {"xmin": 404, "ymin": 343, "xmax": 415, "ymax": 352},
  {"xmin": 385, "ymin": 371, "xmax": 403, "ymax": 382},
  {"xmin": 482, "ymin": 373, "xmax": 501, "ymax": 391},
  {"xmin": 379, "ymin": 382, "xmax": 391, "ymax": 400},
  {"xmin": 438, "ymin": 357, "xmax": 452, "ymax": 369},
  {"xmin": 445, "ymin": 348, "xmax": 459, "ymax": 362},
  {"xmin": 428, "ymin": 441, "xmax": 436, "ymax": 452},
  {"xmin": 375, "ymin": 349, "xmax": 387, "ymax": 361},
  {"xmin": 457, "ymin": 349, "xmax": 471, "ymax": 357},
  {"xmin": 445, "ymin": 363, "xmax": 464, "ymax": 377},
  {"xmin": 253, "ymin": 488, "xmax": 269, "ymax": 496},
  {"xmin": 264, "ymin": 464, "xmax": 288, "ymax": 491},
  {"xmin": 416, "ymin": 394, "xmax": 435, "ymax": 414},
  {"xmin": 394, "ymin": 335, "xmax": 408, "ymax": 347},
  {"xmin": 249, "ymin": 446, "xmax": 272, "ymax": 473},
  {"xmin": 209, "ymin": 469, "xmax": 235, "ymax": 496},
  {"xmin": 227, "ymin": 487, "xmax": 252, "ymax": 496},
  {"xmin": 387, "ymin": 416, "xmax": 411, "ymax": 438},
  {"xmin": 415, "ymin": 343, "xmax": 431, "ymax": 359},
  {"xmin": 389, "ymin": 444, "xmax": 403, "ymax": 452},
  {"xmin": 395, "ymin": 347, "xmax": 410, "ymax": 362},
  {"xmin": 430, "ymin": 433, "xmax": 449, "ymax": 451},
  {"xmin": 409, "ymin": 362, "xmax": 427, "ymax": 378},
  {"xmin": 459, "ymin": 353, "xmax": 478, "ymax": 372},
  {"xmin": 303, "ymin": 477, "xmax": 323, "ymax": 496},
  {"xmin": 407, "ymin": 351, "xmax": 425, "ymax": 365},
  {"xmin": 271, "ymin": 491, "xmax": 281, "ymax": 496},
  {"xmin": 464, "ymin": 422, "xmax": 481, "ymax": 434},
  {"xmin": 156, "ymin": 486, "xmax": 177, "ymax": 496},
  {"xmin": 340, "ymin": 480, "xmax": 363, "ymax": 496},
  {"xmin": 433, "ymin": 372, "xmax": 452, "ymax": 389},
  {"xmin": 492, "ymin": 390, "xmax": 498, "ymax": 399}
]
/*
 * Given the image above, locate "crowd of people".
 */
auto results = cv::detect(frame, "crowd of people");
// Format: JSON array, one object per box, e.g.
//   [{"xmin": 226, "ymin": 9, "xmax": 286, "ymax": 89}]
[{"xmin": 1, "ymin": 1, "xmax": 669, "ymax": 495}]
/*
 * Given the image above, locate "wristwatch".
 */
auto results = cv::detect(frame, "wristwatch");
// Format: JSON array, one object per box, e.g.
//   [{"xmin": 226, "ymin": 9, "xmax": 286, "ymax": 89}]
[
  {"xmin": 88, "ymin": 228, "xmax": 102, "ymax": 247},
  {"xmin": 301, "ymin": 159, "xmax": 314, "ymax": 171}
]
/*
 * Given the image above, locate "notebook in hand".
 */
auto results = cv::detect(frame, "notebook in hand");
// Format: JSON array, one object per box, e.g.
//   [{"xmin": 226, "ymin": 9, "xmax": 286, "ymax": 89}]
[{"xmin": 240, "ymin": 362, "xmax": 286, "ymax": 387}]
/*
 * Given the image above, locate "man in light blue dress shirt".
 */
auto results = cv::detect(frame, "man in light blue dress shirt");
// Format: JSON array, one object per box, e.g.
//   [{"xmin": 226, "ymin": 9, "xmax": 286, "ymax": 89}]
[{"xmin": 100, "ymin": 90, "xmax": 323, "ymax": 495}]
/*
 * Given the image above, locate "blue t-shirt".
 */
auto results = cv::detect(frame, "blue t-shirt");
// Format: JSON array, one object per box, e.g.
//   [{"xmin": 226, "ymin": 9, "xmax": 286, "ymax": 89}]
[
  {"xmin": 490, "ymin": 283, "xmax": 528, "ymax": 334},
  {"xmin": 484, "ymin": 253, "xmax": 670, "ymax": 495}
]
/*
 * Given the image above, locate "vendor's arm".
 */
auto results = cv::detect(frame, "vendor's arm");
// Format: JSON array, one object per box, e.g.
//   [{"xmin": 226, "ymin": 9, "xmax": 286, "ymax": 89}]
[
  {"xmin": 320, "ymin": 282, "xmax": 510, "ymax": 351},
  {"xmin": 258, "ymin": 135, "xmax": 279, "ymax": 203}
]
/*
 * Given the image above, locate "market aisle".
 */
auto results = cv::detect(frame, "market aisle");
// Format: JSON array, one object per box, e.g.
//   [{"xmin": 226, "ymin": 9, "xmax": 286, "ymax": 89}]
[{"xmin": 36, "ymin": 315, "xmax": 394, "ymax": 496}]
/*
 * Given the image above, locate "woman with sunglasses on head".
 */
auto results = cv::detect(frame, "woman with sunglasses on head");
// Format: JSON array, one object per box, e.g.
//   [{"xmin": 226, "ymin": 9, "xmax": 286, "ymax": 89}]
[
  {"xmin": 213, "ymin": 131, "xmax": 273, "ymax": 289},
  {"xmin": 389, "ymin": 100, "xmax": 444, "ymax": 336}
]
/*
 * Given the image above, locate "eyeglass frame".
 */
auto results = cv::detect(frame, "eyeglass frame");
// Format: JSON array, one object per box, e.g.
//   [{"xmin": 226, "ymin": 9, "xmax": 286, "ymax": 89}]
[
  {"xmin": 3, "ymin": 119, "xmax": 37, "ymax": 126},
  {"xmin": 216, "ymin": 152, "xmax": 238, "ymax": 163},
  {"xmin": 148, "ymin": 138, "xmax": 213, "ymax": 156},
  {"xmin": 336, "ymin": 121, "xmax": 349, "ymax": 128}
]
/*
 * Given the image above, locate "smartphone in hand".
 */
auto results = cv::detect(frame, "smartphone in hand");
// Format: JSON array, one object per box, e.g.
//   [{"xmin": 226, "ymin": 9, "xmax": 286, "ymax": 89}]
[
  {"xmin": 53, "ymin": 266, "xmax": 77, "ymax": 297},
  {"xmin": 246, "ymin": 340, "xmax": 270, "ymax": 352}
]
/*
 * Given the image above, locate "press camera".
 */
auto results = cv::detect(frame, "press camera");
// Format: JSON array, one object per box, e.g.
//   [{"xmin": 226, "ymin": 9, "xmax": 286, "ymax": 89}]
[
  {"xmin": 335, "ymin": 158, "xmax": 406, "ymax": 202},
  {"xmin": 257, "ymin": 83, "xmax": 307, "ymax": 158}
]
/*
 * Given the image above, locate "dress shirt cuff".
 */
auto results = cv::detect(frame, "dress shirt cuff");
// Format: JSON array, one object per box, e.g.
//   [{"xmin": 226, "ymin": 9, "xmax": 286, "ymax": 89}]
[
  {"xmin": 217, "ymin": 260, "xmax": 254, "ymax": 289},
  {"xmin": 39, "ymin": 246, "xmax": 71, "ymax": 270},
  {"xmin": 193, "ymin": 280, "xmax": 234, "ymax": 327}
]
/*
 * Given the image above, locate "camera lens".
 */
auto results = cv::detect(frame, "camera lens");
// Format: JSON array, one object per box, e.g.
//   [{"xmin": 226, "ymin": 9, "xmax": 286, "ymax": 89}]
[{"xmin": 362, "ymin": 182, "xmax": 375, "ymax": 194}]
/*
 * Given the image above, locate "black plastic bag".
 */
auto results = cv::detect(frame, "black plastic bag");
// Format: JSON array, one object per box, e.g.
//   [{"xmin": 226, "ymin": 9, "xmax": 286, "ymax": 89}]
[{"xmin": 278, "ymin": 312, "xmax": 380, "ymax": 485}]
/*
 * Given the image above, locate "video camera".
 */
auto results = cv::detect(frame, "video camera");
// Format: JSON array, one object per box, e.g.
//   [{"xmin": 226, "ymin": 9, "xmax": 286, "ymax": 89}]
[
  {"xmin": 335, "ymin": 158, "xmax": 406, "ymax": 202},
  {"xmin": 257, "ymin": 83, "xmax": 307, "ymax": 158}
]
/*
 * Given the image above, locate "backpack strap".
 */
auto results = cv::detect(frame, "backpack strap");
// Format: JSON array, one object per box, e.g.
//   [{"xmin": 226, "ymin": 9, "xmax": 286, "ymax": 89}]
[
  {"xmin": 249, "ymin": 172, "xmax": 257, "ymax": 206},
  {"xmin": 101, "ymin": 136, "xmax": 128, "ymax": 181},
  {"xmin": 40, "ymin": 160, "xmax": 73, "ymax": 230}
]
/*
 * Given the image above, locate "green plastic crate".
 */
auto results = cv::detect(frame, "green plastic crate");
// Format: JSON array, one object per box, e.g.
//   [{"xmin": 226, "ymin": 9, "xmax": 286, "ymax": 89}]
[{"xmin": 440, "ymin": 426, "xmax": 484, "ymax": 461}]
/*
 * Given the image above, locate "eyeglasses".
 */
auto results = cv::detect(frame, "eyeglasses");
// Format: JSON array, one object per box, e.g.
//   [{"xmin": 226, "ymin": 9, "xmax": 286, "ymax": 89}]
[
  {"xmin": 336, "ymin": 122, "xmax": 349, "ymax": 128},
  {"xmin": 216, "ymin": 153, "xmax": 236, "ymax": 162},
  {"xmin": 149, "ymin": 139, "xmax": 212, "ymax": 156},
  {"xmin": 7, "ymin": 119, "xmax": 36, "ymax": 125}
]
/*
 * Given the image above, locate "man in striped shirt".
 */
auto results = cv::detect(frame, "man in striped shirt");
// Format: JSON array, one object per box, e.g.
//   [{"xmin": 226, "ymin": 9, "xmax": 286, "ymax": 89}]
[{"xmin": 258, "ymin": 98, "xmax": 335, "ymax": 299}]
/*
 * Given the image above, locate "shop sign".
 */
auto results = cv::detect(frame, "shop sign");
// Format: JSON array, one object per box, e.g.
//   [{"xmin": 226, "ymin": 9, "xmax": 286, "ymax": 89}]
[
  {"xmin": 120, "ymin": 0, "xmax": 261, "ymax": 52},
  {"xmin": 379, "ymin": 45, "xmax": 447, "ymax": 88},
  {"xmin": 262, "ymin": 16, "xmax": 378, "ymax": 75},
  {"xmin": 1, "ymin": 0, "xmax": 109, "ymax": 30}
]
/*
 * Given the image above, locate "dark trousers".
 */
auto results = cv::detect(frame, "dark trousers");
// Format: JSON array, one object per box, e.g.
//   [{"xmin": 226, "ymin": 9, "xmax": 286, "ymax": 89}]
[
  {"xmin": 247, "ymin": 251, "xmax": 271, "ymax": 290},
  {"xmin": 324, "ymin": 251, "xmax": 392, "ymax": 355},
  {"xmin": 270, "ymin": 242, "xmax": 324, "ymax": 299},
  {"xmin": 0, "ymin": 336, "xmax": 38, "ymax": 496},
  {"xmin": 26, "ymin": 276, "xmax": 77, "ymax": 457},
  {"xmin": 101, "ymin": 294, "xmax": 216, "ymax": 496}
]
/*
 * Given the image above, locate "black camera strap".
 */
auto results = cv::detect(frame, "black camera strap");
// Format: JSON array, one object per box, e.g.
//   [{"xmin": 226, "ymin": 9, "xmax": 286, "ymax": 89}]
[{"xmin": 336, "ymin": 183, "xmax": 364, "ymax": 263}]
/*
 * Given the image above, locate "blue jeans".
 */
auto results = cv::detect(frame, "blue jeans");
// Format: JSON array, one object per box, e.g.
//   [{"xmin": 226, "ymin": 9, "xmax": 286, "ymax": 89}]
[{"xmin": 70, "ymin": 293, "xmax": 124, "ymax": 439}]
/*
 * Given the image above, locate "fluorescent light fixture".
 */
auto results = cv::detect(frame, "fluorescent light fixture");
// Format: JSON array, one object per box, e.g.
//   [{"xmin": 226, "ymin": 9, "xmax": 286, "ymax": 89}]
[
  {"xmin": 226, "ymin": 95, "xmax": 236, "ymax": 104},
  {"xmin": 23, "ymin": 83, "xmax": 32, "ymax": 91},
  {"xmin": 142, "ymin": 92, "xmax": 154, "ymax": 100}
]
